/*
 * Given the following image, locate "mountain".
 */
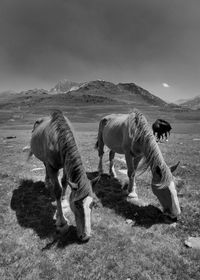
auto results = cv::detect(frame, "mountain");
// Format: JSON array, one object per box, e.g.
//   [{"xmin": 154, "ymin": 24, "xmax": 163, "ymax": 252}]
[
  {"xmin": 50, "ymin": 80, "xmax": 82, "ymax": 93},
  {"xmin": 0, "ymin": 80, "xmax": 183, "ymax": 123},
  {"xmin": 50, "ymin": 79, "xmax": 170, "ymax": 107},
  {"xmin": 175, "ymin": 98, "xmax": 190, "ymax": 105},
  {"xmin": 118, "ymin": 82, "xmax": 167, "ymax": 106},
  {"xmin": 178, "ymin": 95, "xmax": 200, "ymax": 110}
]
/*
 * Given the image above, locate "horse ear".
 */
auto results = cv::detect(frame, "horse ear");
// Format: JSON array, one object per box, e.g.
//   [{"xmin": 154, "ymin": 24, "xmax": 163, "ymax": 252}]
[
  {"xmin": 170, "ymin": 161, "xmax": 180, "ymax": 173},
  {"xmin": 90, "ymin": 175, "xmax": 101, "ymax": 187},
  {"xmin": 67, "ymin": 180, "xmax": 78, "ymax": 190}
]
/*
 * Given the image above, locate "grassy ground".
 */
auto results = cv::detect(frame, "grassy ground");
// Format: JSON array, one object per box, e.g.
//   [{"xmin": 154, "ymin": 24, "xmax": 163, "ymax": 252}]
[{"xmin": 0, "ymin": 109, "xmax": 200, "ymax": 280}]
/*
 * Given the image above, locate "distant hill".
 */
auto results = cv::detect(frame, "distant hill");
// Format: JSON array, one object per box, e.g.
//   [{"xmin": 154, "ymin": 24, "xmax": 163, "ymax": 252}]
[
  {"xmin": 177, "ymin": 95, "xmax": 200, "ymax": 110},
  {"xmin": 0, "ymin": 90, "xmax": 16, "ymax": 95},
  {"xmin": 175, "ymin": 98, "xmax": 190, "ymax": 105},
  {"xmin": 0, "ymin": 80, "xmax": 184, "ymax": 122},
  {"xmin": 0, "ymin": 90, "xmax": 17, "ymax": 100},
  {"xmin": 0, "ymin": 90, "xmax": 19, "ymax": 104},
  {"xmin": 20, "ymin": 88, "xmax": 49, "ymax": 95},
  {"xmin": 50, "ymin": 79, "xmax": 171, "ymax": 107}
]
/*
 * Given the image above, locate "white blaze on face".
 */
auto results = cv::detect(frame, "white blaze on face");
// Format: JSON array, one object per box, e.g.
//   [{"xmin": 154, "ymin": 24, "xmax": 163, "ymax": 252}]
[
  {"xmin": 168, "ymin": 181, "xmax": 181, "ymax": 217},
  {"xmin": 83, "ymin": 196, "xmax": 93, "ymax": 237}
]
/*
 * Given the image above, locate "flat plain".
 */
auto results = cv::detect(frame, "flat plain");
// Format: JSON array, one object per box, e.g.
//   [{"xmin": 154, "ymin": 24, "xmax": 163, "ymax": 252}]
[{"xmin": 0, "ymin": 97, "xmax": 200, "ymax": 280}]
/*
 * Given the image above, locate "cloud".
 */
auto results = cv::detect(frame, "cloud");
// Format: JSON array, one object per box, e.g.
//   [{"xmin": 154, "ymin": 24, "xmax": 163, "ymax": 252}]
[{"xmin": 162, "ymin": 83, "xmax": 170, "ymax": 88}]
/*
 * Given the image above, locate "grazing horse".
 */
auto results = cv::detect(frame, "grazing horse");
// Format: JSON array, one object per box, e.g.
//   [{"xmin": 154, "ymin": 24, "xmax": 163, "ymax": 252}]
[
  {"xmin": 152, "ymin": 119, "xmax": 172, "ymax": 142},
  {"xmin": 29, "ymin": 110, "xmax": 96, "ymax": 242},
  {"xmin": 95, "ymin": 109, "xmax": 181, "ymax": 220}
]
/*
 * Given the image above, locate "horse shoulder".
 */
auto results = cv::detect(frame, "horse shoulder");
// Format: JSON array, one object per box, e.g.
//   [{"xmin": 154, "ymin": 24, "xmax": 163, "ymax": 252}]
[{"xmin": 30, "ymin": 118, "xmax": 52, "ymax": 160}]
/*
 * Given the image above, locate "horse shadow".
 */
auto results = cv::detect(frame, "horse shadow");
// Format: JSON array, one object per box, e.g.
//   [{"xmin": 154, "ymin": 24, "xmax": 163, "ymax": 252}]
[
  {"xmin": 10, "ymin": 179, "xmax": 81, "ymax": 249},
  {"xmin": 87, "ymin": 171, "xmax": 167, "ymax": 227}
]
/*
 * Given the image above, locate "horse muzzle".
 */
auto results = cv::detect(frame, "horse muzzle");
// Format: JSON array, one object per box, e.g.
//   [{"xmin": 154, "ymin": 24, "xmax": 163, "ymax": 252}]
[
  {"xmin": 163, "ymin": 210, "xmax": 181, "ymax": 222},
  {"xmin": 78, "ymin": 233, "xmax": 91, "ymax": 243}
]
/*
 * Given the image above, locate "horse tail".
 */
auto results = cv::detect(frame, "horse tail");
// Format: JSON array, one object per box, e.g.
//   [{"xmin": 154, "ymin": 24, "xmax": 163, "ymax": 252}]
[{"xmin": 95, "ymin": 118, "xmax": 107, "ymax": 150}]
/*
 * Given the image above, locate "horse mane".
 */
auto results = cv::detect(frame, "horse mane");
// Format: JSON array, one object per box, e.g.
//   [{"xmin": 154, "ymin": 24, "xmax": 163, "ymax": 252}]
[
  {"xmin": 129, "ymin": 109, "xmax": 173, "ymax": 188},
  {"xmin": 50, "ymin": 110, "xmax": 93, "ymax": 200}
]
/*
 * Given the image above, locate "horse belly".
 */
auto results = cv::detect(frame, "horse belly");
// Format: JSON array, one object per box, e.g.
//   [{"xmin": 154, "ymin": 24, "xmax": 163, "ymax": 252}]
[
  {"xmin": 103, "ymin": 127, "xmax": 124, "ymax": 154},
  {"xmin": 31, "ymin": 135, "xmax": 45, "ymax": 162}
]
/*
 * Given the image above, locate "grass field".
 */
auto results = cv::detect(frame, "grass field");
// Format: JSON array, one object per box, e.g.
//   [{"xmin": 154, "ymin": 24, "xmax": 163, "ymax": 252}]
[{"xmin": 0, "ymin": 107, "xmax": 200, "ymax": 280}]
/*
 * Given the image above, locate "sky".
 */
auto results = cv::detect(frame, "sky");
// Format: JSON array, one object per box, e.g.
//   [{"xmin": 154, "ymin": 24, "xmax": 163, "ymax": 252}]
[{"xmin": 0, "ymin": 0, "xmax": 200, "ymax": 102}]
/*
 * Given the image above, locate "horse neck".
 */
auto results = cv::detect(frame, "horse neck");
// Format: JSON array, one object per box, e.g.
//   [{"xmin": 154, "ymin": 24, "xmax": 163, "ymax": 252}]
[
  {"xmin": 61, "ymin": 131, "xmax": 91, "ymax": 198},
  {"xmin": 64, "ymin": 153, "xmax": 92, "ymax": 199},
  {"xmin": 131, "ymin": 109, "xmax": 172, "ymax": 186},
  {"xmin": 49, "ymin": 113, "xmax": 91, "ymax": 198},
  {"xmin": 140, "ymin": 135, "xmax": 168, "ymax": 175},
  {"xmin": 61, "ymin": 132, "xmax": 85, "ymax": 184},
  {"xmin": 143, "ymin": 140, "xmax": 172, "ymax": 186}
]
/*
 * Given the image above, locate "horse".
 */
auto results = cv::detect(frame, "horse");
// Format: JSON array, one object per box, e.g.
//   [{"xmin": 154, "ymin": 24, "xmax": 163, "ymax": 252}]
[
  {"xmin": 152, "ymin": 119, "xmax": 172, "ymax": 142},
  {"xmin": 95, "ymin": 109, "xmax": 181, "ymax": 220},
  {"xmin": 29, "ymin": 110, "xmax": 97, "ymax": 242}
]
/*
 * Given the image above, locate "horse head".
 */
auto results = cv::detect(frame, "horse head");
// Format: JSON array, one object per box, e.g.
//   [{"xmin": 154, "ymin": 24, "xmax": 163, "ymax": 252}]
[
  {"xmin": 67, "ymin": 176, "xmax": 100, "ymax": 242},
  {"xmin": 151, "ymin": 161, "xmax": 181, "ymax": 220}
]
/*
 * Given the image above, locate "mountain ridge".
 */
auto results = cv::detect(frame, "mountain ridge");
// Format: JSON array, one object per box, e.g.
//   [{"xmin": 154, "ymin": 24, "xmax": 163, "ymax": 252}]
[
  {"xmin": 176, "ymin": 95, "xmax": 200, "ymax": 110},
  {"xmin": 50, "ymin": 79, "xmax": 171, "ymax": 107},
  {"xmin": 0, "ymin": 79, "xmax": 184, "ymax": 116}
]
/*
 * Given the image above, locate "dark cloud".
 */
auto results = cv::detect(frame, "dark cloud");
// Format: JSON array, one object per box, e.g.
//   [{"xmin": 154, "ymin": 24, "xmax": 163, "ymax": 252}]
[{"xmin": 0, "ymin": 0, "xmax": 200, "ymax": 101}]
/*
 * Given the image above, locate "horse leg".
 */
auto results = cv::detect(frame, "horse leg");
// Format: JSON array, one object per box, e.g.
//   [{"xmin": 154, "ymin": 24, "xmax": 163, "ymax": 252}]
[
  {"xmin": 46, "ymin": 165, "xmax": 69, "ymax": 230},
  {"xmin": 125, "ymin": 153, "xmax": 138, "ymax": 199},
  {"xmin": 44, "ymin": 163, "xmax": 56, "ymax": 199},
  {"xmin": 165, "ymin": 131, "xmax": 168, "ymax": 141},
  {"xmin": 97, "ymin": 140, "xmax": 104, "ymax": 175},
  {"xmin": 44, "ymin": 163, "xmax": 51, "ymax": 189},
  {"xmin": 155, "ymin": 132, "xmax": 158, "ymax": 141},
  {"xmin": 109, "ymin": 150, "xmax": 117, "ymax": 178},
  {"xmin": 97, "ymin": 118, "xmax": 108, "ymax": 175},
  {"xmin": 61, "ymin": 171, "xmax": 68, "ymax": 199}
]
